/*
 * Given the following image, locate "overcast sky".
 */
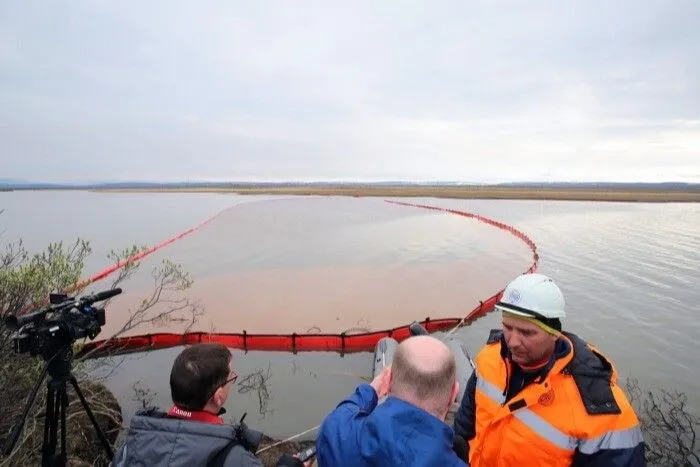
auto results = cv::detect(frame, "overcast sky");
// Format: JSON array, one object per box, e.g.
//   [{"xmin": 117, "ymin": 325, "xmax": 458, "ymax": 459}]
[{"xmin": 1, "ymin": 1, "xmax": 699, "ymax": 183}]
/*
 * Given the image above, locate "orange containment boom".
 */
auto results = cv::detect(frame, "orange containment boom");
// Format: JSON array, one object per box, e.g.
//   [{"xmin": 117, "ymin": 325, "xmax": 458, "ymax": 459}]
[{"xmin": 75, "ymin": 199, "xmax": 539, "ymax": 359}]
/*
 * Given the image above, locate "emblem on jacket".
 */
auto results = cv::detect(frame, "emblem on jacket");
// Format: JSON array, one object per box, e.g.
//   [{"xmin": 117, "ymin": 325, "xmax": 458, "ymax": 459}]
[{"xmin": 538, "ymin": 388, "xmax": 555, "ymax": 406}]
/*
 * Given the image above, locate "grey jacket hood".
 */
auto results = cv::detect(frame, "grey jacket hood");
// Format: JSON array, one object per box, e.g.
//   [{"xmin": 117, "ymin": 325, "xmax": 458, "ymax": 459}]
[{"xmin": 111, "ymin": 410, "xmax": 262, "ymax": 467}]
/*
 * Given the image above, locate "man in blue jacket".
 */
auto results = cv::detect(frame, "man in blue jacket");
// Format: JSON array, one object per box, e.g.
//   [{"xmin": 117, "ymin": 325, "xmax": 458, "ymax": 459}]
[{"xmin": 316, "ymin": 335, "xmax": 468, "ymax": 466}]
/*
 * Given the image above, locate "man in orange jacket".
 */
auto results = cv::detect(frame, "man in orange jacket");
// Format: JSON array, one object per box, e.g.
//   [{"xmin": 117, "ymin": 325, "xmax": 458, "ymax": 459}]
[{"xmin": 453, "ymin": 273, "xmax": 645, "ymax": 466}]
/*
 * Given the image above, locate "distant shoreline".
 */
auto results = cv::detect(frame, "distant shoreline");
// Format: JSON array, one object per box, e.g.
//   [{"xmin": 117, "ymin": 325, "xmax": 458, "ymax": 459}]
[
  {"xmin": 3, "ymin": 184, "xmax": 699, "ymax": 202},
  {"xmin": 85, "ymin": 185, "xmax": 700, "ymax": 202}
]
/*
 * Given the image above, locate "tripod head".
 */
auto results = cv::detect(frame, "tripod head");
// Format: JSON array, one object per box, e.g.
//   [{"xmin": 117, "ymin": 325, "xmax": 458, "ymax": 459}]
[{"xmin": 5, "ymin": 288, "xmax": 121, "ymax": 361}]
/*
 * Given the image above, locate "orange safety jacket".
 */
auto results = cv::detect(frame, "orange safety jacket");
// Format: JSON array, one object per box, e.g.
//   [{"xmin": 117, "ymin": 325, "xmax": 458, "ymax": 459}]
[{"xmin": 454, "ymin": 330, "xmax": 645, "ymax": 466}]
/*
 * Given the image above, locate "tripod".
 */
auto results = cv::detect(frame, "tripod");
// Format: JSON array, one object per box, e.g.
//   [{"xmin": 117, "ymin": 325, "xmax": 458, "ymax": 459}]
[{"xmin": 2, "ymin": 344, "xmax": 114, "ymax": 467}]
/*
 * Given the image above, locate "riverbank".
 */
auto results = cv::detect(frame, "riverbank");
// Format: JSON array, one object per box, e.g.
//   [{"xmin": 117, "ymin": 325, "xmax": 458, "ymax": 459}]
[{"xmin": 92, "ymin": 185, "xmax": 700, "ymax": 202}]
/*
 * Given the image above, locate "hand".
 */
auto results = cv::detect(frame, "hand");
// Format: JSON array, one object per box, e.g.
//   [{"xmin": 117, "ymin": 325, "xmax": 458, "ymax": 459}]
[
  {"xmin": 370, "ymin": 366, "xmax": 391, "ymax": 398},
  {"xmin": 276, "ymin": 453, "xmax": 305, "ymax": 467}
]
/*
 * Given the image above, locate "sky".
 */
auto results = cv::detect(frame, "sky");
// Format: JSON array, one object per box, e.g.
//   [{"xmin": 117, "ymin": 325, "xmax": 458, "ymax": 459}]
[{"xmin": 1, "ymin": 0, "xmax": 699, "ymax": 183}]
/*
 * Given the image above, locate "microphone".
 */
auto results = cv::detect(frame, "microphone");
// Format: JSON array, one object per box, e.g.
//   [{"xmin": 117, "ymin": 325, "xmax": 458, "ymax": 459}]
[{"xmin": 81, "ymin": 288, "xmax": 122, "ymax": 304}]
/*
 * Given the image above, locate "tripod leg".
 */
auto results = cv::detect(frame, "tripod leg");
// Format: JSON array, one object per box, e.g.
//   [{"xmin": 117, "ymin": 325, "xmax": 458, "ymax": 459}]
[
  {"xmin": 42, "ymin": 382, "xmax": 58, "ymax": 467},
  {"xmin": 1, "ymin": 360, "xmax": 48, "ymax": 457},
  {"xmin": 68, "ymin": 375, "xmax": 114, "ymax": 459},
  {"xmin": 59, "ymin": 385, "xmax": 68, "ymax": 467},
  {"xmin": 51, "ymin": 385, "xmax": 61, "ymax": 461}
]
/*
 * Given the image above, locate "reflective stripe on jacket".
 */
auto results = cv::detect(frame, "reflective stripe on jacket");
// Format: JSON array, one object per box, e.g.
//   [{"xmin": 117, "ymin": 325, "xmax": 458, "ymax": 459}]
[{"xmin": 458, "ymin": 330, "xmax": 645, "ymax": 467}]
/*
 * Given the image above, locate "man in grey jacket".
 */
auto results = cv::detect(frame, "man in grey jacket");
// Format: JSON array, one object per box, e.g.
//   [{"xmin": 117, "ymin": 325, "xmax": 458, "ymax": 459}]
[{"xmin": 112, "ymin": 343, "xmax": 302, "ymax": 467}]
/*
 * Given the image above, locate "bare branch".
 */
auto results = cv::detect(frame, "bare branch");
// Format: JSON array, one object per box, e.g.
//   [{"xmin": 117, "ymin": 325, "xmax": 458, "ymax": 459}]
[
  {"xmin": 625, "ymin": 378, "xmax": 700, "ymax": 465},
  {"xmin": 76, "ymin": 258, "xmax": 202, "ymax": 362},
  {"xmin": 237, "ymin": 364, "xmax": 273, "ymax": 418},
  {"xmin": 105, "ymin": 246, "xmax": 148, "ymax": 293},
  {"xmin": 130, "ymin": 381, "xmax": 158, "ymax": 410}
]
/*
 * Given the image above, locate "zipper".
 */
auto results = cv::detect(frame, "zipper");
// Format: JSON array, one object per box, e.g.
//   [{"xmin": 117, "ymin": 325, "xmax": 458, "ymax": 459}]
[{"xmin": 501, "ymin": 357, "xmax": 510, "ymax": 405}]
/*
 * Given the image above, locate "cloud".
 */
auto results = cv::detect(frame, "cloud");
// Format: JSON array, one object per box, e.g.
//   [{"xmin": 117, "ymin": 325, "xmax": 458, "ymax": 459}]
[{"xmin": 1, "ymin": 0, "xmax": 699, "ymax": 182}]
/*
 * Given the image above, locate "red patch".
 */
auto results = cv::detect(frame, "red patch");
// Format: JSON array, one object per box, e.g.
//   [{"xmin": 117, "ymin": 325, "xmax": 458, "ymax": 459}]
[{"xmin": 538, "ymin": 389, "xmax": 555, "ymax": 406}]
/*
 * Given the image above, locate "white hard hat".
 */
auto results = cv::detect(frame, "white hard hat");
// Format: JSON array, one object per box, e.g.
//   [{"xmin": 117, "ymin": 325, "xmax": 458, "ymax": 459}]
[{"xmin": 495, "ymin": 273, "xmax": 566, "ymax": 320}]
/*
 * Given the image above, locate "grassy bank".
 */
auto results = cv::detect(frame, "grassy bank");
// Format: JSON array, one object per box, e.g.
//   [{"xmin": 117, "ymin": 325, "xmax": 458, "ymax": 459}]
[{"xmin": 94, "ymin": 185, "xmax": 700, "ymax": 202}]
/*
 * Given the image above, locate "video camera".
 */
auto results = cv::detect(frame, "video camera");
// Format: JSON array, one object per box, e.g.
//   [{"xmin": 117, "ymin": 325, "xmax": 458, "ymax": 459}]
[
  {"xmin": 2, "ymin": 287, "xmax": 122, "ymax": 466},
  {"xmin": 4, "ymin": 288, "xmax": 121, "ymax": 358}
]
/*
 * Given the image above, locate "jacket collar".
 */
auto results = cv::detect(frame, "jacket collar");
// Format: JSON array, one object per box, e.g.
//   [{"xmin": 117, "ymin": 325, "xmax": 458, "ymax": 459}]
[
  {"xmin": 381, "ymin": 396, "xmax": 456, "ymax": 444},
  {"xmin": 167, "ymin": 405, "xmax": 224, "ymax": 424},
  {"xmin": 561, "ymin": 332, "xmax": 621, "ymax": 415}
]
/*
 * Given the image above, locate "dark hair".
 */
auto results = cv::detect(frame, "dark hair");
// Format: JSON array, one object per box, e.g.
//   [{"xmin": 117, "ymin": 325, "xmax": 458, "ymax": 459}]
[{"xmin": 170, "ymin": 343, "xmax": 232, "ymax": 410}]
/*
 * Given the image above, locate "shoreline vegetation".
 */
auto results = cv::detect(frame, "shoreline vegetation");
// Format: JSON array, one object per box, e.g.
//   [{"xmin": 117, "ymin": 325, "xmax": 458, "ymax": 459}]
[
  {"xmin": 91, "ymin": 185, "xmax": 700, "ymax": 202},
  {"xmin": 3, "ymin": 182, "xmax": 699, "ymax": 202}
]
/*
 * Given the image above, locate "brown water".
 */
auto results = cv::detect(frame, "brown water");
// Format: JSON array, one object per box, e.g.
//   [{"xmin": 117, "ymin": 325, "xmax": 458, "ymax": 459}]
[
  {"xmin": 1, "ymin": 191, "xmax": 698, "ymax": 440},
  {"xmin": 97, "ymin": 196, "xmax": 533, "ymax": 336}
]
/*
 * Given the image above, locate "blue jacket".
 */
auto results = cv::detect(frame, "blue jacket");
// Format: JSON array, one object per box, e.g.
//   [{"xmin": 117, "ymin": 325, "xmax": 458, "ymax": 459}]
[{"xmin": 316, "ymin": 383, "xmax": 468, "ymax": 467}]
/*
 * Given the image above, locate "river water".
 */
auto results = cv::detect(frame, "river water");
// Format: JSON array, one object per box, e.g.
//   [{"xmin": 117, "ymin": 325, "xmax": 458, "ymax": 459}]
[{"xmin": 1, "ymin": 190, "xmax": 698, "ymax": 439}]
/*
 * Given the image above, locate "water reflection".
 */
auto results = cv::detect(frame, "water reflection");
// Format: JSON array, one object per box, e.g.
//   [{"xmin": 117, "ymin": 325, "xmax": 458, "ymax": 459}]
[{"xmin": 96, "ymin": 197, "xmax": 534, "ymax": 338}]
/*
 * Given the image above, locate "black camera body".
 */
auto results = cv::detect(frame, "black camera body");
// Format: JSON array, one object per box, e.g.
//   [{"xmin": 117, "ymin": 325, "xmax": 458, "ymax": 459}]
[
  {"xmin": 5, "ymin": 288, "xmax": 120, "ymax": 359},
  {"xmin": 11, "ymin": 303, "xmax": 106, "ymax": 357}
]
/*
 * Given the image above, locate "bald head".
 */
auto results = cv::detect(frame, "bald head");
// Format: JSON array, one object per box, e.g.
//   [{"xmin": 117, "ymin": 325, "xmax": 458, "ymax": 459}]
[{"xmin": 390, "ymin": 335, "xmax": 457, "ymax": 417}]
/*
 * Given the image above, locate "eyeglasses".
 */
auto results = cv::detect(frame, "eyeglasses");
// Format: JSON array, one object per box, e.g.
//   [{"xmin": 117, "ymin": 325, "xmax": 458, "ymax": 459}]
[
  {"xmin": 223, "ymin": 369, "xmax": 239, "ymax": 386},
  {"xmin": 204, "ymin": 369, "xmax": 240, "ymax": 403}
]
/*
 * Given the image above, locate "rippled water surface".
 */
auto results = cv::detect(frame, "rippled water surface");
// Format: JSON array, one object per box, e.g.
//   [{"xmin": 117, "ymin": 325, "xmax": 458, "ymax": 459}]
[{"xmin": 2, "ymin": 191, "xmax": 698, "ymax": 439}]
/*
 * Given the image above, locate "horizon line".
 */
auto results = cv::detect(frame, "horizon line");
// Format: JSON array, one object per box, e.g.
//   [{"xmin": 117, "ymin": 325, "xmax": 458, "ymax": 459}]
[{"xmin": 3, "ymin": 179, "xmax": 700, "ymax": 187}]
